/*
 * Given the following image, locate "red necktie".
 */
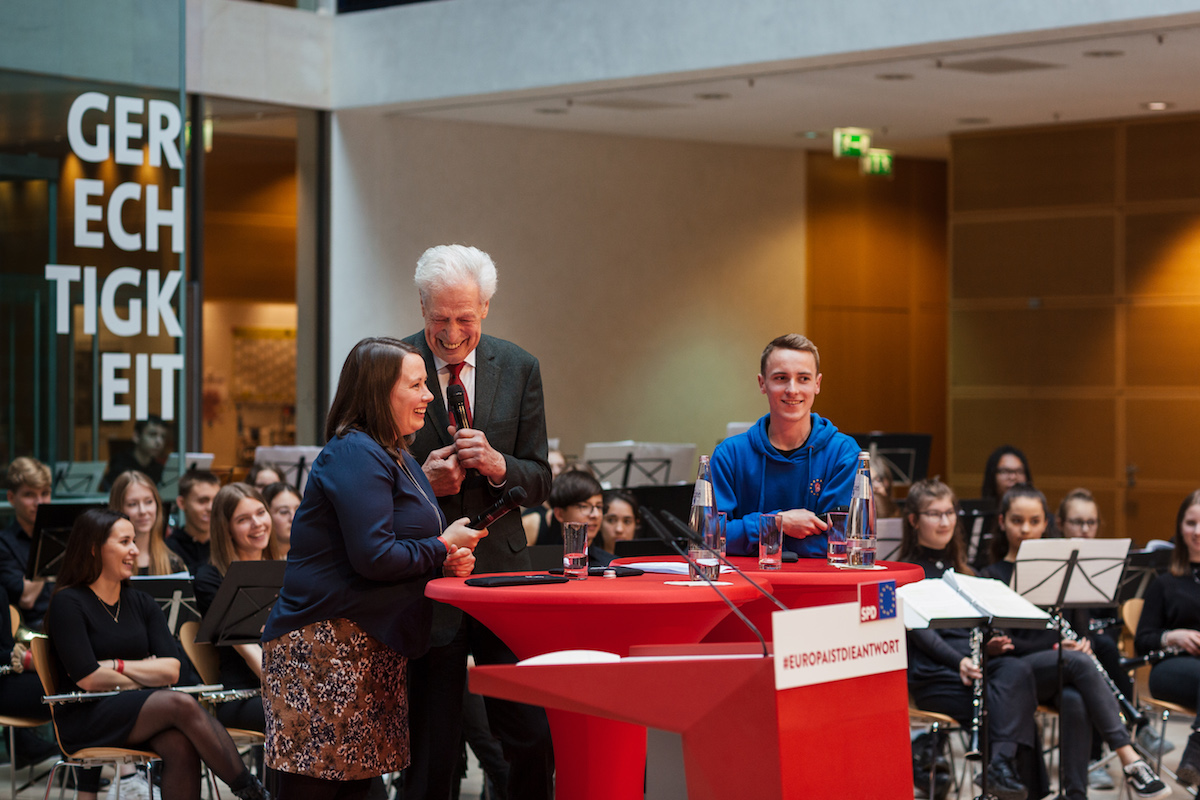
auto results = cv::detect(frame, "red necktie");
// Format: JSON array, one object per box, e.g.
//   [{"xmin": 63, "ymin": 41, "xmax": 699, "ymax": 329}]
[{"xmin": 447, "ymin": 362, "xmax": 473, "ymax": 427}]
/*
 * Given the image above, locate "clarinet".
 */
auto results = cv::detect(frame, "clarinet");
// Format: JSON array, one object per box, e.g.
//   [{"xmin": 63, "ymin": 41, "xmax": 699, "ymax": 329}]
[
  {"xmin": 965, "ymin": 627, "xmax": 984, "ymax": 761},
  {"xmin": 1119, "ymin": 646, "xmax": 1184, "ymax": 672},
  {"xmin": 1050, "ymin": 613, "xmax": 1147, "ymax": 728}
]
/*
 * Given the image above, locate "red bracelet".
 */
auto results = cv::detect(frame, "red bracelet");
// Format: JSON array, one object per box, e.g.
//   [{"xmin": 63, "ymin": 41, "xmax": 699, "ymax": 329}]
[{"xmin": 115, "ymin": 659, "xmax": 125, "ymax": 674}]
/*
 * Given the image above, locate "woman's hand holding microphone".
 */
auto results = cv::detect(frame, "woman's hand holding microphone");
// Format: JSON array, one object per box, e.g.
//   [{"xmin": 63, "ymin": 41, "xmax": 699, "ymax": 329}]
[{"xmin": 440, "ymin": 518, "xmax": 488, "ymax": 577}]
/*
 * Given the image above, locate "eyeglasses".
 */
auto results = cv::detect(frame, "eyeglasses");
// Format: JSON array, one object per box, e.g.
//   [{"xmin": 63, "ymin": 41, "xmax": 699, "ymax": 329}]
[
  {"xmin": 995, "ymin": 468, "xmax": 1027, "ymax": 477},
  {"xmin": 1065, "ymin": 518, "xmax": 1099, "ymax": 529},
  {"xmin": 918, "ymin": 510, "xmax": 957, "ymax": 521},
  {"xmin": 572, "ymin": 503, "xmax": 604, "ymax": 515}
]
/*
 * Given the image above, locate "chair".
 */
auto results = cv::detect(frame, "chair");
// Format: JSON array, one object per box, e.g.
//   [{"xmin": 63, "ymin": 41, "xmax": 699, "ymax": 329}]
[
  {"xmin": 0, "ymin": 609, "xmax": 53, "ymax": 798},
  {"xmin": 29, "ymin": 636, "xmax": 161, "ymax": 800},
  {"xmin": 1122, "ymin": 598, "xmax": 1195, "ymax": 778},
  {"xmin": 909, "ymin": 696, "xmax": 970, "ymax": 798},
  {"xmin": 177, "ymin": 622, "xmax": 265, "ymax": 748}
]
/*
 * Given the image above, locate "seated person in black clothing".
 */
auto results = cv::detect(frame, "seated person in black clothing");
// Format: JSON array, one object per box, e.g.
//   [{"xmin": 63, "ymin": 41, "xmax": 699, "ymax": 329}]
[
  {"xmin": 548, "ymin": 470, "xmax": 613, "ymax": 566},
  {"xmin": 261, "ymin": 482, "xmax": 301, "ymax": 558},
  {"xmin": 981, "ymin": 485, "xmax": 1169, "ymax": 800},
  {"xmin": 899, "ymin": 478, "xmax": 1036, "ymax": 800},
  {"xmin": 0, "ymin": 580, "xmax": 59, "ymax": 767},
  {"xmin": 109, "ymin": 471, "xmax": 187, "ymax": 575},
  {"xmin": 245, "ymin": 464, "xmax": 283, "ymax": 492},
  {"xmin": 521, "ymin": 448, "xmax": 565, "ymax": 546},
  {"xmin": 44, "ymin": 508, "xmax": 270, "ymax": 800},
  {"xmin": 101, "ymin": 416, "xmax": 168, "ymax": 491},
  {"xmin": 167, "ymin": 470, "xmax": 220, "ymax": 574},
  {"xmin": 1057, "ymin": 488, "xmax": 1171, "ymax": 783},
  {"xmin": 597, "ymin": 490, "xmax": 641, "ymax": 556},
  {"xmin": 193, "ymin": 483, "xmax": 281, "ymax": 732},
  {"xmin": 1134, "ymin": 488, "xmax": 1200, "ymax": 786},
  {"xmin": 1, "ymin": 457, "xmax": 53, "ymax": 629},
  {"xmin": 971, "ymin": 445, "xmax": 1034, "ymax": 570}
]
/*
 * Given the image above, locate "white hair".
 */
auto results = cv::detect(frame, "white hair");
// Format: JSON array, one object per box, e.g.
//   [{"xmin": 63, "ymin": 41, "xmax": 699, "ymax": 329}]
[{"xmin": 413, "ymin": 244, "xmax": 498, "ymax": 304}]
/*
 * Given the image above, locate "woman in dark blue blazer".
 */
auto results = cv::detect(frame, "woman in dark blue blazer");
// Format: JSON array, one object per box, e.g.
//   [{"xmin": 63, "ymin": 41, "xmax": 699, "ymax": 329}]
[{"xmin": 262, "ymin": 337, "xmax": 486, "ymax": 800}]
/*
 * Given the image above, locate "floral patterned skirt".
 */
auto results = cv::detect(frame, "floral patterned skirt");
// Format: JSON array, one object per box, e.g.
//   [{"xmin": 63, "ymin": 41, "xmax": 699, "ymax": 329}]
[{"xmin": 263, "ymin": 618, "xmax": 409, "ymax": 780}]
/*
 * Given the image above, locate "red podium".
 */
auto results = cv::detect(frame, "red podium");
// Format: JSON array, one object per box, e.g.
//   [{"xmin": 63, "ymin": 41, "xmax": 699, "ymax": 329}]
[{"xmin": 470, "ymin": 644, "xmax": 912, "ymax": 799}]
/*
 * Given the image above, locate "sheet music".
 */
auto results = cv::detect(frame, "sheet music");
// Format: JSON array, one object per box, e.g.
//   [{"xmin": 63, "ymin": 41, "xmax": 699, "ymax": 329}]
[
  {"xmin": 1012, "ymin": 538, "xmax": 1131, "ymax": 607},
  {"xmin": 945, "ymin": 571, "xmax": 1051, "ymax": 626},
  {"xmin": 897, "ymin": 579, "xmax": 986, "ymax": 629}
]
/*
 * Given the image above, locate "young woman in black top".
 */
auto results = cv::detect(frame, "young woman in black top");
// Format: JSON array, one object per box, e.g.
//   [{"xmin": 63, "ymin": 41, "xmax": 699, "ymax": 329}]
[
  {"xmin": 1133, "ymin": 489, "xmax": 1200, "ymax": 785},
  {"xmin": 982, "ymin": 485, "xmax": 1168, "ymax": 799},
  {"xmin": 45, "ymin": 508, "xmax": 269, "ymax": 800},
  {"xmin": 899, "ymin": 478, "xmax": 1037, "ymax": 800}
]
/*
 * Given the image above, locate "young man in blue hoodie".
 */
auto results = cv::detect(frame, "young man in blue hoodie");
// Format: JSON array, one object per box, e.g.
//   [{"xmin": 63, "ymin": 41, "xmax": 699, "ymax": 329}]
[{"xmin": 712, "ymin": 334, "xmax": 860, "ymax": 559}]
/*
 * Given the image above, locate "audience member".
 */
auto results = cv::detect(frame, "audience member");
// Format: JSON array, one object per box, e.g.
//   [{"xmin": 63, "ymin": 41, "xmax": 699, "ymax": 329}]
[
  {"xmin": 597, "ymin": 490, "xmax": 641, "ymax": 554},
  {"xmin": 246, "ymin": 465, "xmax": 283, "ymax": 492},
  {"xmin": 261, "ymin": 482, "xmax": 301, "ymax": 558},
  {"xmin": 973, "ymin": 445, "xmax": 1035, "ymax": 568},
  {"xmin": 981, "ymin": 485, "xmax": 1169, "ymax": 800},
  {"xmin": 45, "ymin": 508, "xmax": 270, "ymax": 800},
  {"xmin": 712, "ymin": 334, "xmax": 859, "ymax": 559},
  {"xmin": 101, "ymin": 416, "xmax": 168, "ymax": 491},
  {"xmin": 0, "ymin": 457, "xmax": 53, "ymax": 629},
  {"xmin": 167, "ymin": 470, "xmax": 220, "ymax": 574},
  {"xmin": 870, "ymin": 455, "xmax": 901, "ymax": 518},
  {"xmin": 1134, "ymin": 489, "xmax": 1200, "ymax": 786},
  {"xmin": 194, "ymin": 483, "xmax": 281, "ymax": 733},
  {"xmin": 0, "ymin": 580, "xmax": 58, "ymax": 767},
  {"xmin": 108, "ymin": 472, "xmax": 187, "ymax": 575},
  {"xmin": 548, "ymin": 470, "xmax": 613, "ymax": 567}
]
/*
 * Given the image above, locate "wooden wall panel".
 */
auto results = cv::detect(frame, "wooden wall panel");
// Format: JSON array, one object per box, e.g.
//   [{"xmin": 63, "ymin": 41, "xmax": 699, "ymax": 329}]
[
  {"xmin": 807, "ymin": 153, "xmax": 948, "ymax": 479},
  {"xmin": 951, "ymin": 398, "xmax": 1115, "ymax": 481},
  {"xmin": 1126, "ymin": 119, "xmax": 1200, "ymax": 202},
  {"xmin": 1125, "ymin": 489, "xmax": 1189, "ymax": 545},
  {"xmin": 952, "ymin": 127, "xmax": 1116, "ymax": 212},
  {"xmin": 1126, "ymin": 399, "xmax": 1200, "ymax": 480},
  {"xmin": 952, "ymin": 216, "xmax": 1115, "ymax": 298},
  {"xmin": 1126, "ymin": 211, "xmax": 1200, "ymax": 296},
  {"xmin": 950, "ymin": 308, "xmax": 1115, "ymax": 387},
  {"xmin": 1126, "ymin": 307, "xmax": 1200, "ymax": 386}
]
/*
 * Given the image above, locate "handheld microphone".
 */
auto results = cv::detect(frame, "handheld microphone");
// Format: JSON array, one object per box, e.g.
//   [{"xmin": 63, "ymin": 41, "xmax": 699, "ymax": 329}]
[
  {"xmin": 446, "ymin": 384, "xmax": 478, "ymax": 480},
  {"xmin": 468, "ymin": 486, "xmax": 527, "ymax": 530},
  {"xmin": 447, "ymin": 384, "xmax": 470, "ymax": 431}
]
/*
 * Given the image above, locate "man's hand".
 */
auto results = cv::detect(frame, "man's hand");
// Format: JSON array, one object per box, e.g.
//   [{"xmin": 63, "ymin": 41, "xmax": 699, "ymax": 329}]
[
  {"xmin": 450, "ymin": 426, "xmax": 507, "ymax": 483},
  {"xmin": 422, "ymin": 444, "xmax": 465, "ymax": 496},
  {"xmin": 779, "ymin": 509, "xmax": 828, "ymax": 540}
]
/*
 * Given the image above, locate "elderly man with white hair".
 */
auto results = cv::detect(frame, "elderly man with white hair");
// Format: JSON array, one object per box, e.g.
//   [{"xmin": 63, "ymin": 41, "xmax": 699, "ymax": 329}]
[{"xmin": 401, "ymin": 244, "xmax": 554, "ymax": 800}]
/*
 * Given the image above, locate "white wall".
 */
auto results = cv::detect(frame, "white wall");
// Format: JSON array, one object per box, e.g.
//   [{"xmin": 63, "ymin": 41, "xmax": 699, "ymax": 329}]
[{"xmin": 329, "ymin": 111, "xmax": 807, "ymax": 463}]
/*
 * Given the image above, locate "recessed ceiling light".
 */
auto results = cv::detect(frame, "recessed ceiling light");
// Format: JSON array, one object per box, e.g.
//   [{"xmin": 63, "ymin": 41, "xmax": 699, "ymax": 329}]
[
  {"xmin": 694, "ymin": 92, "xmax": 731, "ymax": 101},
  {"xmin": 956, "ymin": 117, "xmax": 991, "ymax": 126},
  {"xmin": 534, "ymin": 107, "xmax": 568, "ymax": 115},
  {"xmin": 1083, "ymin": 50, "xmax": 1124, "ymax": 58},
  {"xmin": 875, "ymin": 73, "xmax": 913, "ymax": 81},
  {"xmin": 1142, "ymin": 101, "xmax": 1174, "ymax": 111}
]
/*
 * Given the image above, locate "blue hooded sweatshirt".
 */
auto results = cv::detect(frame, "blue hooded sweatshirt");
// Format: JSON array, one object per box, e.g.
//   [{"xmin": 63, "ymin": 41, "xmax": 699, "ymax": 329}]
[{"xmin": 712, "ymin": 412, "xmax": 859, "ymax": 558}]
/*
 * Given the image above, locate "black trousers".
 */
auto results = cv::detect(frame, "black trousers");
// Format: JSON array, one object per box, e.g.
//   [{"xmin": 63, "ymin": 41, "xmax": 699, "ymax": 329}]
[
  {"xmin": 1023, "ymin": 648, "xmax": 1131, "ymax": 800},
  {"xmin": 404, "ymin": 614, "xmax": 553, "ymax": 800},
  {"xmin": 1149, "ymin": 655, "xmax": 1200, "ymax": 731}
]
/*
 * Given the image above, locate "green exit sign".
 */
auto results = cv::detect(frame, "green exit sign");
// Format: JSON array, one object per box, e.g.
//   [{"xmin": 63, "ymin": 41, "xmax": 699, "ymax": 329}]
[
  {"xmin": 833, "ymin": 127, "xmax": 872, "ymax": 158},
  {"xmin": 860, "ymin": 148, "xmax": 893, "ymax": 176}
]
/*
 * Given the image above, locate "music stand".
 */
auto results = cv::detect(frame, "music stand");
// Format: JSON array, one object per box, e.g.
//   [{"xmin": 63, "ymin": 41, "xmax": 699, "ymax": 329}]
[
  {"xmin": 254, "ymin": 446, "xmax": 323, "ymax": 494},
  {"xmin": 52, "ymin": 461, "xmax": 107, "ymax": 496},
  {"xmin": 876, "ymin": 517, "xmax": 904, "ymax": 562},
  {"xmin": 582, "ymin": 442, "xmax": 696, "ymax": 488},
  {"xmin": 27, "ymin": 501, "xmax": 104, "ymax": 579},
  {"xmin": 159, "ymin": 453, "xmax": 216, "ymax": 498},
  {"xmin": 132, "ymin": 576, "xmax": 200, "ymax": 636},
  {"xmin": 848, "ymin": 432, "xmax": 932, "ymax": 486},
  {"xmin": 1116, "ymin": 548, "xmax": 1173, "ymax": 605},
  {"xmin": 195, "ymin": 561, "xmax": 286, "ymax": 646},
  {"xmin": 958, "ymin": 498, "xmax": 998, "ymax": 566},
  {"xmin": 630, "ymin": 484, "xmax": 694, "ymax": 523},
  {"xmin": 1011, "ymin": 538, "xmax": 1131, "ymax": 610}
]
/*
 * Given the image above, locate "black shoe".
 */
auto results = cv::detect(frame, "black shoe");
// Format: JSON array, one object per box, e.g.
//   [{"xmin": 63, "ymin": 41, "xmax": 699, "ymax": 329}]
[
  {"xmin": 1178, "ymin": 734, "xmax": 1200, "ymax": 787},
  {"xmin": 1123, "ymin": 760, "xmax": 1171, "ymax": 799},
  {"xmin": 974, "ymin": 757, "xmax": 1028, "ymax": 800}
]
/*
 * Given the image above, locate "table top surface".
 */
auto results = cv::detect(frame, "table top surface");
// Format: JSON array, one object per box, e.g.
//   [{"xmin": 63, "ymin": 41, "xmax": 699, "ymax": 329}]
[{"xmin": 613, "ymin": 555, "xmax": 925, "ymax": 586}]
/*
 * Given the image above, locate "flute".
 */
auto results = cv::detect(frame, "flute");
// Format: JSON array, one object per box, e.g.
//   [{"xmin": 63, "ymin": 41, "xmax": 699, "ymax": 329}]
[
  {"xmin": 1050, "ymin": 613, "xmax": 1147, "ymax": 728},
  {"xmin": 44, "ymin": 684, "xmax": 223, "ymax": 705},
  {"xmin": 965, "ymin": 627, "xmax": 984, "ymax": 761}
]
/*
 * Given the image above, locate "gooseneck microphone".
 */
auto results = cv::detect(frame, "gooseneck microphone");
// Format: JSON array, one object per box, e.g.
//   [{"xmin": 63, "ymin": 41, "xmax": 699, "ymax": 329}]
[{"xmin": 468, "ymin": 486, "xmax": 527, "ymax": 530}]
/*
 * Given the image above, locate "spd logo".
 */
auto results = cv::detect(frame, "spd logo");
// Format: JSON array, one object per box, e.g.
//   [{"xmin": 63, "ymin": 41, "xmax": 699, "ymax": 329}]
[{"xmin": 858, "ymin": 580, "xmax": 897, "ymax": 623}]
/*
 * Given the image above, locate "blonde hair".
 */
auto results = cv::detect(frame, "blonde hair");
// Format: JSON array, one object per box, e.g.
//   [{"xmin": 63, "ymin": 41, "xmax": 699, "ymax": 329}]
[
  {"xmin": 209, "ymin": 483, "xmax": 281, "ymax": 576},
  {"xmin": 6, "ymin": 457, "xmax": 51, "ymax": 491},
  {"xmin": 107, "ymin": 471, "xmax": 174, "ymax": 575}
]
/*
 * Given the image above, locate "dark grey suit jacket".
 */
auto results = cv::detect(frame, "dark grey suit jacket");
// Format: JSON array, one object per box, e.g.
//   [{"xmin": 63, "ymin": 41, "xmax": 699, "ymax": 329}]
[{"xmin": 402, "ymin": 332, "xmax": 552, "ymax": 578}]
